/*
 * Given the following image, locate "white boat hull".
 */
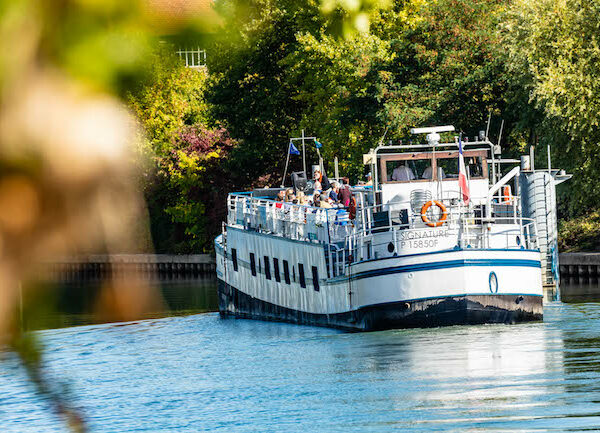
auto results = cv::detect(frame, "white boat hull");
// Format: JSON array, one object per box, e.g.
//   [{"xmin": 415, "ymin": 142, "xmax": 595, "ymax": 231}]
[{"xmin": 215, "ymin": 230, "xmax": 543, "ymax": 331}]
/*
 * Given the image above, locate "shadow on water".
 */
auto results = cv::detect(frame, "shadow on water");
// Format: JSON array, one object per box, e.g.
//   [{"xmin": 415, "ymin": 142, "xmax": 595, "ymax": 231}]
[{"xmin": 22, "ymin": 276, "xmax": 218, "ymax": 330}]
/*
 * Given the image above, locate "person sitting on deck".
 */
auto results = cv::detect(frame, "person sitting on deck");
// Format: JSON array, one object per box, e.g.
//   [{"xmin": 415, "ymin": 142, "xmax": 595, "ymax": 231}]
[
  {"xmin": 320, "ymin": 196, "xmax": 332, "ymax": 208},
  {"xmin": 285, "ymin": 188, "xmax": 295, "ymax": 202},
  {"xmin": 275, "ymin": 190, "xmax": 285, "ymax": 201},
  {"xmin": 296, "ymin": 191, "xmax": 308, "ymax": 205},
  {"xmin": 313, "ymin": 171, "xmax": 322, "ymax": 191},
  {"xmin": 338, "ymin": 178, "xmax": 352, "ymax": 207},
  {"xmin": 392, "ymin": 163, "xmax": 415, "ymax": 181},
  {"xmin": 312, "ymin": 193, "xmax": 321, "ymax": 207},
  {"xmin": 329, "ymin": 181, "xmax": 339, "ymax": 203},
  {"xmin": 313, "ymin": 169, "xmax": 332, "ymax": 192}
]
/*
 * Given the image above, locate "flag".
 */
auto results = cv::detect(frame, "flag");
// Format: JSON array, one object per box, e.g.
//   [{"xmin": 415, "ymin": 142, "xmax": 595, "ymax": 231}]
[
  {"xmin": 458, "ymin": 136, "xmax": 470, "ymax": 205},
  {"xmin": 289, "ymin": 141, "xmax": 300, "ymax": 155},
  {"xmin": 314, "ymin": 138, "xmax": 323, "ymax": 149},
  {"xmin": 458, "ymin": 135, "xmax": 470, "ymax": 205}
]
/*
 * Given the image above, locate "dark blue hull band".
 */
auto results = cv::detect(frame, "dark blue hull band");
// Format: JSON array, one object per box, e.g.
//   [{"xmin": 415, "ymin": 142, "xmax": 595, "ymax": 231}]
[{"xmin": 350, "ymin": 258, "xmax": 541, "ymax": 282}]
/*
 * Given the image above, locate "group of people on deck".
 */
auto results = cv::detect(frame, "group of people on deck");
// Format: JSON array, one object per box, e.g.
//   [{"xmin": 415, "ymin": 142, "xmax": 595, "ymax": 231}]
[
  {"xmin": 311, "ymin": 170, "xmax": 352, "ymax": 209},
  {"xmin": 274, "ymin": 169, "xmax": 359, "ymax": 218}
]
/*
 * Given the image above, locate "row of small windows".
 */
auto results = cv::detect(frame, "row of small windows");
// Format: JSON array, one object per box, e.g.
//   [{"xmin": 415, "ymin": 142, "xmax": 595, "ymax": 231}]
[{"xmin": 230, "ymin": 248, "xmax": 319, "ymax": 292}]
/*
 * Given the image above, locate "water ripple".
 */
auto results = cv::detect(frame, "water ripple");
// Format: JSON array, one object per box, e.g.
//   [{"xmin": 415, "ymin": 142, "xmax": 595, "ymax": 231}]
[{"xmin": 2, "ymin": 304, "xmax": 600, "ymax": 431}]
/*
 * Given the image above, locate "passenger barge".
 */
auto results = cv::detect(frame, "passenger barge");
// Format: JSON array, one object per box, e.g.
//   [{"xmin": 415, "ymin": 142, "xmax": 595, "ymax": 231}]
[{"xmin": 215, "ymin": 126, "xmax": 570, "ymax": 331}]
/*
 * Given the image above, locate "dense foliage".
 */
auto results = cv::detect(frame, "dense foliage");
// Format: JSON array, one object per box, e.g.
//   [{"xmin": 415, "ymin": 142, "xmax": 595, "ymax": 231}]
[
  {"xmin": 129, "ymin": 52, "xmax": 236, "ymax": 252},
  {"xmin": 131, "ymin": 0, "xmax": 600, "ymax": 252}
]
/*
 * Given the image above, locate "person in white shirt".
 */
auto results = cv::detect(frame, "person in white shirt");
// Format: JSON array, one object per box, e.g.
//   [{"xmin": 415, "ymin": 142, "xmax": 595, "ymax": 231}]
[
  {"xmin": 422, "ymin": 165, "xmax": 433, "ymax": 179},
  {"xmin": 391, "ymin": 164, "xmax": 415, "ymax": 181},
  {"xmin": 422, "ymin": 165, "xmax": 445, "ymax": 180}
]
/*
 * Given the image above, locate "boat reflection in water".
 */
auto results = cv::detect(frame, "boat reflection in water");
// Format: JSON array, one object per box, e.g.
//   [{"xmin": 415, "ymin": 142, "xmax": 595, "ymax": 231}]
[{"xmin": 322, "ymin": 312, "xmax": 569, "ymax": 430}]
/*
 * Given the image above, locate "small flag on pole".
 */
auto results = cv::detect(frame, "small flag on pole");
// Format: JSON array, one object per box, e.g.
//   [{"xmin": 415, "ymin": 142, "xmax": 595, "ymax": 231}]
[
  {"xmin": 289, "ymin": 141, "xmax": 300, "ymax": 155},
  {"xmin": 458, "ymin": 135, "xmax": 470, "ymax": 205},
  {"xmin": 314, "ymin": 139, "xmax": 323, "ymax": 149}
]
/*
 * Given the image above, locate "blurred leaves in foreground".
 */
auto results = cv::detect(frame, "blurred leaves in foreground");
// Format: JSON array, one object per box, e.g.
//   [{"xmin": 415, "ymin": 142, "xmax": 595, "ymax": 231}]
[
  {"xmin": 0, "ymin": 0, "xmax": 212, "ymax": 430},
  {"xmin": 0, "ymin": 0, "xmax": 392, "ymax": 430}
]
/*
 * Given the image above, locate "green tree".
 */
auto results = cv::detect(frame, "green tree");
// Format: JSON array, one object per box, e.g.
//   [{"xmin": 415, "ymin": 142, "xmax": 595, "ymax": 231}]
[
  {"xmin": 128, "ymin": 50, "xmax": 237, "ymax": 252},
  {"xmin": 504, "ymin": 0, "xmax": 600, "ymax": 219},
  {"xmin": 208, "ymin": 0, "xmax": 394, "ymax": 185},
  {"xmin": 283, "ymin": 30, "xmax": 394, "ymax": 179},
  {"xmin": 128, "ymin": 49, "xmax": 210, "ymax": 157}
]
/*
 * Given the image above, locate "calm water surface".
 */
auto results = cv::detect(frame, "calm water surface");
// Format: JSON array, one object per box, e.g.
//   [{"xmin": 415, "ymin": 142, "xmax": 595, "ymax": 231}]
[{"xmin": 2, "ymin": 298, "xmax": 600, "ymax": 431}]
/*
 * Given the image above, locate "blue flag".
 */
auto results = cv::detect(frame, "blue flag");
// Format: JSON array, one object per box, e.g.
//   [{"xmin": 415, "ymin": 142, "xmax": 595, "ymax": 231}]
[
  {"xmin": 314, "ymin": 139, "xmax": 323, "ymax": 149},
  {"xmin": 289, "ymin": 141, "xmax": 300, "ymax": 155}
]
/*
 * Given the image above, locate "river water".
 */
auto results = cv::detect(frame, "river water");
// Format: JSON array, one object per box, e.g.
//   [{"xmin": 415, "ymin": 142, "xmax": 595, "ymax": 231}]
[{"xmin": 2, "ymin": 281, "xmax": 600, "ymax": 432}]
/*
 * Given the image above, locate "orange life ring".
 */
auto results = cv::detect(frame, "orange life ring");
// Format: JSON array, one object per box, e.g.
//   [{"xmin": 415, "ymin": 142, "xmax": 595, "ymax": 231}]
[
  {"xmin": 421, "ymin": 200, "xmax": 448, "ymax": 227},
  {"xmin": 502, "ymin": 185, "xmax": 512, "ymax": 203}
]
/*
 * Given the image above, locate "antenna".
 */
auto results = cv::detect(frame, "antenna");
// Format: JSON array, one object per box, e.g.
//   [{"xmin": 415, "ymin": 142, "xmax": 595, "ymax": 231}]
[
  {"xmin": 378, "ymin": 127, "xmax": 389, "ymax": 146},
  {"xmin": 497, "ymin": 119, "xmax": 504, "ymax": 147},
  {"xmin": 494, "ymin": 119, "xmax": 504, "ymax": 156}
]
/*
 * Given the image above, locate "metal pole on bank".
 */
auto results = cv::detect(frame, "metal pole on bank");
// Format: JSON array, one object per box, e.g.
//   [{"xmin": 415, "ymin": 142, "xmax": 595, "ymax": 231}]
[
  {"xmin": 302, "ymin": 129, "xmax": 306, "ymax": 176},
  {"xmin": 281, "ymin": 143, "xmax": 291, "ymax": 187}
]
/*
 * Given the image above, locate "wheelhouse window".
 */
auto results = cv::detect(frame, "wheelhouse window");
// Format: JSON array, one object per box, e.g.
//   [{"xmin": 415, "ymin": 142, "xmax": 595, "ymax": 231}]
[
  {"xmin": 264, "ymin": 256, "xmax": 271, "ymax": 280},
  {"xmin": 435, "ymin": 154, "xmax": 458, "ymax": 179},
  {"xmin": 231, "ymin": 248, "xmax": 238, "ymax": 272},
  {"xmin": 273, "ymin": 258, "xmax": 281, "ymax": 282},
  {"xmin": 466, "ymin": 156, "xmax": 485, "ymax": 178},
  {"xmin": 311, "ymin": 266, "xmax": 320, "ymax": 292},
  {"xmin": 250, "ymin": 253, "xmax": 257, "ymax": 277},
  {"xmin": 298, "ymin": 263, "xmax": 306, "ymax": 288},
  {"xmin": 380, "ymin": 154, "xmax": 433, "ymax": 183},
  {"xmin": 379, "ymin": 150, "xmax": 487, "ymax": 183},
  {"xmin": 434, "ymin": 151, "xmax": 487, "ymax": 181},
  {"xmin": 283, "ymin": 260, "xmax": 291, "ymax": 284}
]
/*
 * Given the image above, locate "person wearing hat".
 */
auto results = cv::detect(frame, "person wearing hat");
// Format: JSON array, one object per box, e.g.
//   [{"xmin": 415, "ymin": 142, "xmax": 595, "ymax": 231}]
[{"xmin": 365, "ymin": 172, "xmax": 373, "ymax": 186}]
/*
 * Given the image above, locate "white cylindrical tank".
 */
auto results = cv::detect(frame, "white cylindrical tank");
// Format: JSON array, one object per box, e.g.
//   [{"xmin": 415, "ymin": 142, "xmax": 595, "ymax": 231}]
[{"xmin": 520, "ymin": 172, "xmax": 559, "ymax": 292}]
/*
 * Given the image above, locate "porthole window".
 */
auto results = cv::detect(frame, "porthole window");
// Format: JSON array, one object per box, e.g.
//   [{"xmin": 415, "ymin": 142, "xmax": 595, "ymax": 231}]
[{"xmin": 489, "ymin": 272, "xmax": 498, "ymax": 293}]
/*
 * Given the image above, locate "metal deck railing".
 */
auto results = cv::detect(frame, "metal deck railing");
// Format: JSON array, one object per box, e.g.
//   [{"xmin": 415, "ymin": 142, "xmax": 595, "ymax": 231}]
[{"xmin": 225, "ymin": 192, "xmax": 539, "ymax": 277}]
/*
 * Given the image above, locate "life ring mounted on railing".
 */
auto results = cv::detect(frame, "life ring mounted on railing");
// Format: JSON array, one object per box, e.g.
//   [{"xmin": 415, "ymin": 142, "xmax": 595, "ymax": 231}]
[
  {"xmin": 502, "ymin": 185, "xmax": 513, "ymax": 203},
  {"xmin": 421, "ymin": 200, "xmax": 448, "ymax": 227}
]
